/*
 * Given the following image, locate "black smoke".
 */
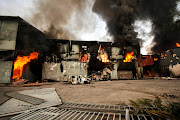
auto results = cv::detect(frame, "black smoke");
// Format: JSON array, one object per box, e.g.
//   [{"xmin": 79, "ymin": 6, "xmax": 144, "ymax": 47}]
[
  {"xmin": 137, "ymin": 0, "xmax": 180, "ymax": 53},
  {"xmin": 93, "ymin": 0, "xmax": 180, "ymax": 53},
  {"xmin": 93, "ymin": 0, "xmax": 140, "ymax": 45}
]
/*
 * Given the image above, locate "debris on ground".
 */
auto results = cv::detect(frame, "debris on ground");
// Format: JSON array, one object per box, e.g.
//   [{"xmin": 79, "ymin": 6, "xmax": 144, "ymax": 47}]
[
  {"xmin": 9, "ymin": 102, "xmax": 171, "ymax": 120},
  {"xmin": 8, "ymin": 82, "xmax": 52, "ymax": 87},
  {"xmin": 12, "ymin": 78, "xmax": 28, "ymax": 85},
  {"xmin": 0, "ymin": 88, "xmax": 62, "ymax": 117},
  {"xmin": 68, "ymin": 75, "xmax": 91, "ymax": 85}
]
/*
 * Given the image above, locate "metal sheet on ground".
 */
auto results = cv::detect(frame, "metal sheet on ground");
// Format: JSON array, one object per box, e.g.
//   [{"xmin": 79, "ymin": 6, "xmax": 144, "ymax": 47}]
[
  {"xmin": 0, "ymin": 88, "xmax": 62, "ymax": 117},
  {"xmin": 6, "ymin": 92, "xmax": 45, "ymax": 105}
]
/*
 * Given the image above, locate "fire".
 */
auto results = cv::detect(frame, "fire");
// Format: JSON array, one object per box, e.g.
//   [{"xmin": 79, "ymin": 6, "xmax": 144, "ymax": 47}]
[
  {"xmin": 154, "ymin": 58, "xmax": 158, "ymax": 61},
  {"xmin": 80, "ymin": 54, "xmax": 87, "ymax": 62},
  {"xmin": 93, "ymin": 75, "xmax": 96, "ymax": 79},
  {"xmin": 101, "ymin": 53, "xmax": 109, "ymax": 63},
  {"xmin": 12, "ymin": 52, "xmax": 39, "ymax": 79},
  {"xmin": 161, "ymin": 53, "xmax": 167, "ymax": 59},
  {"xmin": 176, "ymin": 43, "xmax": 180, "ymax": 47},
  {"xmin": 123, "ymin": 52, "xmax": 134, "ymax": 62}
]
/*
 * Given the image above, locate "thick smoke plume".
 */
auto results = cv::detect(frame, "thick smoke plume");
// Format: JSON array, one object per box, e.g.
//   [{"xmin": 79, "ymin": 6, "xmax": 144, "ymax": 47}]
[
  {"xmin": 93, "ymin": 0, "xmax": 180, "ymax": 53},
  {"xmin": 137, "ymin": 0, "xmax": 180, "ymax": 53},
  {"xmin": 93, "ymin": 0, "xmax": 140, "ymax": 45},
  {"xmin": 31, "ymin": 0, "xmax": 112, "ymax": 41}
]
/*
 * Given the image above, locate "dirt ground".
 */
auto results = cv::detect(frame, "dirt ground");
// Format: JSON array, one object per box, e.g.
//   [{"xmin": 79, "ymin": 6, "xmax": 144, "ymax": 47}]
[
  {"xmin": 0, "ymin": 79, "xmax": 180, "ymax": 120},
  {"xmin": 0, "ymin": 79, "xmax": 180, "ymax": 106}
]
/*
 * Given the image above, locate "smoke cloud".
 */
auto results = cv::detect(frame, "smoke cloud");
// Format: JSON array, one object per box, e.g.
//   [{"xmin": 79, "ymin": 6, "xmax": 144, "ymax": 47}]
[
  {"xmin": 93, "ymin": 0, "xmax": 180, "ymax": 53},
  {"xmin": 92, "ymin": 0, "xmax": 140, "ymax": 45},
  {"xmin": 137, "ymin": 0, "xmax": 180, "ymax": 53},
  {"xmin": 1, "ymin": 0, "xmax": 179, "ymax": 54},
  {"xmin": 31, "ymin": 0, "xmax": 112, "ymax": 41}
]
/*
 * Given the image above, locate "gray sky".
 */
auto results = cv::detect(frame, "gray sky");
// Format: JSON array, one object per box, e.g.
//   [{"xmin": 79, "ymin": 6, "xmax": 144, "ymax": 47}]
[{"xmin": 0, "ymin": 0, "xmax": 35, "ymax": 18}]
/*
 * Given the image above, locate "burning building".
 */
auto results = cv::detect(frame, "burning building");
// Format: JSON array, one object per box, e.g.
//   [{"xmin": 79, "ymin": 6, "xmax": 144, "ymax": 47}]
[
  {"xmin": 0, "ymin": 16, "xmax": 140, "ymax": 84},
  {"xmin": 0, "ymin": 16, "xmax": 54, "ymax": 84},
  {"xmin": 42, "ymin": 40, "xmax": 140, "ymax": 81}
]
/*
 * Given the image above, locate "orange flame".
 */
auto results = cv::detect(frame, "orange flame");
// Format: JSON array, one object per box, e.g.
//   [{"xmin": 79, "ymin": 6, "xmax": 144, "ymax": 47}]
[
  {"xmin": 176, "ymin": 43, "xmax": 180, "ymax": 47},
  {"xmin": 101, "ymin": 53, "xmax": 109, "ymax": 63},
  {"xmin": 123, "ymin": 52, "xmax": 134, "ymax": 62},
  {"xmin": 80, "ymin": 54, "xmax": 87, "ymax": 62},
  {"xmin": 154, "ymin": 58, "xmax": 158, "ymax": 61},
  {"xmin": 12, "ymin": 52, "xmax": 39, "ymax": 79}
]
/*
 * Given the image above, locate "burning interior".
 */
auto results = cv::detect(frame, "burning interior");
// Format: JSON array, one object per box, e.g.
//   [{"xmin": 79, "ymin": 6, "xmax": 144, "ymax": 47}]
[
  {"xmin": 42, "ymin": 40, "xmax": 140, "ymax": 82},
  {"xmin": 12, "ymin": 52, "xmax": 39, "ymax": 79}
]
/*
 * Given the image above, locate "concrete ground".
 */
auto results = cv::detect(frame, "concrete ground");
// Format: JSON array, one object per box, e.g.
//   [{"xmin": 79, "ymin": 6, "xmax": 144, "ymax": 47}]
[{"xmin": 0, "ymin": 79, "xmax": 180, "ymax": 106}]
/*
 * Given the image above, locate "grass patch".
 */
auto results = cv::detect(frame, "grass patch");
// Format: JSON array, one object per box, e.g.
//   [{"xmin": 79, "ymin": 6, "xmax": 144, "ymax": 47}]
[{"xmin": 129, "ymin": 97, "xmax": 180, "ymax": 120}]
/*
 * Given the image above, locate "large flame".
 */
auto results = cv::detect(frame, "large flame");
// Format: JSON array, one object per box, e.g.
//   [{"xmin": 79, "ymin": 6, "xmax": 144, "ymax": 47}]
[
  {"xmin": 176, "ymin": 43, "xmax": 180, "ymax": 47},
  {"xmin": 123, "ymin": 52, "xmax": 134, "ymax": 62},
  {"xmin": 12, "ymin": 52, "xmax": 39, "ymax": 79}
]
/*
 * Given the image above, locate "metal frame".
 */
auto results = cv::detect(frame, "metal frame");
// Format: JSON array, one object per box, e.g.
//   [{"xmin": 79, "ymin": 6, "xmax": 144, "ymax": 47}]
[
  {"xmin": 10, "ymin": 107, "xmax": 157, "ymax": 120},
  {"xmin": 60, "ymin": 102, "xmax": 157, "ymax": 112}
]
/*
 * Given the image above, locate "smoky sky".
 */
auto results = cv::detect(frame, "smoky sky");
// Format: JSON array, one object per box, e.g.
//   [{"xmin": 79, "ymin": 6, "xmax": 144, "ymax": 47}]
[
  {"xmin": 7, "ymin": 0, "xmax": 178, "ymax": 53},
  {"xmin": 137, "ymin": 0, "xmax": 180, "ymax": 53},
  {"xmin": 93, "ymin": 0, "xmax": 140, "ymax": 45},
  {"xmin": 32, "ymin": 0, "xmax": 84, "ymax": 39},
  {"xmin": 93, "ymin": 0, "xmax": 180, "ymax": 53},
  {"xmin": 31, "ymin": 0, "xmax": 112, "ymax": 41}
]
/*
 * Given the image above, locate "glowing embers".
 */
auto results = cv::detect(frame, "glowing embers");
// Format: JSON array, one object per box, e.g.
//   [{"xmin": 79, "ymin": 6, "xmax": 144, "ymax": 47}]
[
  {"xmin": 12, "ymin": 52, "xmax": 39, "ymax": 79},
  {"xmin": 176, "ymin": 43, "xmax": 180, "ymax": 47},
  {"xmin": 123, "ymin": 52, "xmax": 134, "ymax": 62}
]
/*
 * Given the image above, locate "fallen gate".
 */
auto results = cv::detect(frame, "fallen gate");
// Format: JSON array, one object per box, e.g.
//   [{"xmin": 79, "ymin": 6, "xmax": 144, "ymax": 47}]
[{"xmin": 10, "ymin": 107, "xmax": 155, "ymax": 120}]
